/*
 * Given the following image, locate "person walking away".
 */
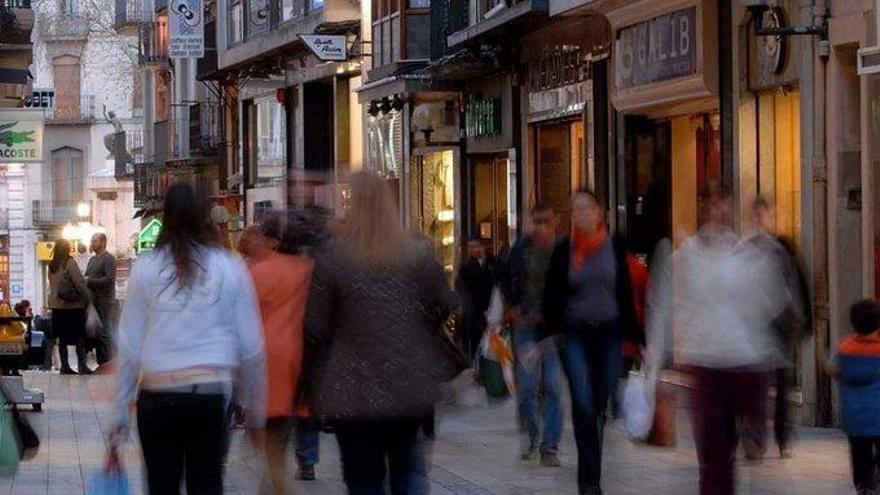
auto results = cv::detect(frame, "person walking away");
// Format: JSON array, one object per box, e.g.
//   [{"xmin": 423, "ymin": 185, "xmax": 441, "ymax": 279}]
[
  {"xmin": 85, "ymin": 233, "xmax": 117, "ymax": 369},
  {"xmin": 248, "ymin": 211, "xmax": 316, "ymax": 494},
  {"xmin": 502, "ymin": 204, "xmax": 564, "ymax": 467},
  {"xmin": 830, "ymin": 299, "xmax": 880, "ymax": 495},
  {"xmin": 111, "ymin": 184, "xmax": 267, "ymax": 495},
  {"xmin": 745, "ymin": 197, "xmax": 810, "ymax": 459},
  {"xmin": 47, "ymin": 238, "xmax": 92, "ymax": 375},
  {"xmin": 456, "ymin": 239, "xmax": 497, "ymax": 359},
  {"xmin": 302, "ymin": 172, "xmax": 461, "ymax": 495},
  {"xmin": 541, "ymin": 191, "xmax": 642, "ymax": 495},
  {"xmin": 646, "ymin": 188, "xmax": 788, "ymax": 495}
]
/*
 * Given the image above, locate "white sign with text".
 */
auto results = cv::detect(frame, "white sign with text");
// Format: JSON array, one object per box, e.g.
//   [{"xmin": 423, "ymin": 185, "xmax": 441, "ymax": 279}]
[
  {"xmin": 300, "ymin": 35, "xmax": 347, "ymax": 62},
  {"xmin": 169, "ymin": 0, "xmax": 204, "ymax": 59}
]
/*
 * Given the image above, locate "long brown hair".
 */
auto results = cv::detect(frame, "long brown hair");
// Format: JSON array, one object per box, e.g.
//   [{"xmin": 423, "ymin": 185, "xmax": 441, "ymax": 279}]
[
  {"xmin": 48, "ymin": 238, "xmax": 72, "ymax": 274},
  {"xmin": 155, "ymin": 183, "xmax": 220, "ymax": 286},
  {"xmin": 338, "ymin": 172, "xmax": 407, "ymax": 264}
]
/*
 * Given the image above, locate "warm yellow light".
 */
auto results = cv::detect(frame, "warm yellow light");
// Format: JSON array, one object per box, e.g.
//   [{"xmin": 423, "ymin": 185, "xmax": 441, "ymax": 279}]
[
  {"xmin": 76, "ymin": 202, "xmax": 91, "ymax": 219},
  {"xmin": 437, "ymin": 209, "xmax": 454, "ymax": 222}
]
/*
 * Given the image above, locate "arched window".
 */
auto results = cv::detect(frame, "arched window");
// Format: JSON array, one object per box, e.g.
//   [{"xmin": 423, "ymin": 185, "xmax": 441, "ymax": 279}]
[{"xmin": 52, "ymin": 147, "xmax": 85, "ymax": 202}]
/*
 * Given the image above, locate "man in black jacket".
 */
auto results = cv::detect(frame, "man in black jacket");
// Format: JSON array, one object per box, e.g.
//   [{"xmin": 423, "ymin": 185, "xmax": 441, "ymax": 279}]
[
  {"xmin": 455, "ymin": 239, "xmax": 497, "ymax": 360},
  {"xmin": 85, "ymin": 233, "xmax": 117, "ymax": 367}
]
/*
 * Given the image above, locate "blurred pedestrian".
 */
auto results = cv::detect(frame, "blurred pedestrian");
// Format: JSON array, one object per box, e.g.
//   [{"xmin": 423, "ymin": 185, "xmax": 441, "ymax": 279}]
[
  {"xmin": 302, "ymin": 172, "xmax": 461, "ymax": 495},
  {"xmin": 456, "ymin": 239, "xmax": 497, "ymax": 360},
  {"xmin": 85, "ymin": 233, "xmax": 117, "ymax": 369},
  {"xmin": 112, "ymin": 183, "xmax": 267, "ymax": 495},
  {"xmin": 47, "ymin": 238, "xmax": 92, "ymax": 375},
  {"xmin": 502, "ymin": 204, "xmax": 564, "ymax": 467},
  {"xmin": 830, "ymin": 299, "xmax": 880, "ymax": 495},
  {"xmin": 647, "ymin": 188, "xmax": 787, "ymax": 495},
  {"xmin": 542, "ymin": 191, "xmax": 642, "ymax": 495},
  {"xmin": 248, "ymin": 211, "xmax": 316, "ymax": 493},
  {"xmin": 744, "ymin": 197, "xmax": 810, "ymax": 459}
]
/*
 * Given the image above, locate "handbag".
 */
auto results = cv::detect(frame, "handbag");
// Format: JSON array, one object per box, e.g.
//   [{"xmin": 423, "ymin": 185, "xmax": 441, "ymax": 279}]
[
  {"xmin": 57, "ymin": 270, "xmax": 82, "ymax": 303},
  {"xmin": 87, "ymin": 444, "xmax": 131, "ymax": 495},
  {"xmin": 622, "ymin": 373, "xmax": 654, "ymax": 441}
]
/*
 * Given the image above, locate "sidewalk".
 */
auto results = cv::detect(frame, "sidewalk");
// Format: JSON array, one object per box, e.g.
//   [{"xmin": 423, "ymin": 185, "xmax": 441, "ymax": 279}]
[{"xmin": 3, "ymin": 372, "xmax": 856, "ymax": 495}]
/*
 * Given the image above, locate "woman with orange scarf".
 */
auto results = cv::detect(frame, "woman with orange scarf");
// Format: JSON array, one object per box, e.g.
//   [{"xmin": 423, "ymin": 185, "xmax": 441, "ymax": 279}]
[{"xmin": 542, "ymin": 191, "xmax": 644, "ymax": 495}]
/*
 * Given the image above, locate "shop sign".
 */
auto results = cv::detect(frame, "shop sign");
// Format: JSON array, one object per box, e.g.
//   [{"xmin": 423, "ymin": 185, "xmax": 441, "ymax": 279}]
[
  {"xmin": 301, "ymin": 35, "xmax": 347, "ymax": 62},
  {"xmin": 527, "ymin": 46, "xmax": 591, "ymax": 94},
  {"xmin": 23, "ymin": 89, "xmax": 54, "ymax": 109},
  {"xmin": 0, "ymin": 109, "xmax": 43, "ymax": 163},
  {"xmin": 169, "ymin": 0, "xmax": 205, "ymax": 59},
  {"xmin": 137, "ymin": 218, "xmax": 163, "ymax": 252},
  {"xmin": 615, "ymin": 7, "xmax": 697, "ymax": 90},
  {"xmin": 528, "ymin": 81, "xmax": 591, "ymax": 121},
  {"xmin": 465, "ymin": 96, "xmax": 502, "ymax": 138},
  {"xmin": 748, "ymin": 3, "xmax": 798, "ymax": 91}
]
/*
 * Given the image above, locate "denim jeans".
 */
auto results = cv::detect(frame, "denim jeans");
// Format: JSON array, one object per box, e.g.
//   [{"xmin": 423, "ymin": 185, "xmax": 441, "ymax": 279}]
[
  {"xmin": 560, "ymin": 328, "xmax": 622, "ymax": 491},
  {"xmin": 335, "ymin": 420, "xmax": 428, "ymax": 495},
  {"xmin": 514, "ymin": 327, "xmax": 564, "ymax": 454},
  {"xmin": 295, "ymin": 419, "xmax": 320, "ymax": 466}
]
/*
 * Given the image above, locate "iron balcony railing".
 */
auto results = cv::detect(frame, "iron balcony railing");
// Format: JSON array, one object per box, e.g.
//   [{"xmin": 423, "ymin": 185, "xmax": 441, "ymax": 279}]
[
  {"xmin": 0, "ymin": 208, "xmax": 8, "ymax": 231},
  {"xmin": 39, "ymin": 12, "xmax": 89, "ymax": 40},
  {"xmin": 134, "ymin": 162, "xmax": 158, "ymax": 208},
  {"xmin": 45, "ymin": 94, "xmax": 97, "ymax": 123},
  {"xmin": 32, "ymin": 200, "xmax": 92, "ymax": 227},
  {"xmin": 114, "ymin": 0, "xmax": 145, "ymax": 29},
  {"xmin": 139, "ymin": 18, "xmax": 169, "ymax": 65},
  {"xmin": 189, "ymin": 102, "xmax": 222, "ymax": 156},
  {"xmin": 112, "ymin": 127, "xmax": 145, "ymax": 178}
]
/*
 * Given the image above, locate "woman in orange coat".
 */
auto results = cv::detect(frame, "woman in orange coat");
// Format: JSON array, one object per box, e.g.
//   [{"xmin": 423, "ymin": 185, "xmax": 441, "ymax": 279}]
[{"xmin": 248, "ymin": 212, "xmax": 315, "ymax": 495}]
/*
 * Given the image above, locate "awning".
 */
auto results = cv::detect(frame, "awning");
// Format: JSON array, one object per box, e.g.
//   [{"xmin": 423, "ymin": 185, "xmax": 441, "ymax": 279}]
[{"xmin": 0, "ymin": 68, "xmax": 28, "ymax": 85}]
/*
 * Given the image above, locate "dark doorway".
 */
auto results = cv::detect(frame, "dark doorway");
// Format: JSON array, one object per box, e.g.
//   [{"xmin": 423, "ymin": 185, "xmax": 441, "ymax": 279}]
[
  {"xmin": 303, "ymin": 81, "xmax": 334, "ymax": 171},
  {"xmin": 624, "ymin": 116, "xmax": 672, "ymax": 259}
]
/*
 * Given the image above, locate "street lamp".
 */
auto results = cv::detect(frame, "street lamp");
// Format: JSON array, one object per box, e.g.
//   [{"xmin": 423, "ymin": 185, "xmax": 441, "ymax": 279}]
[{"xmin": 76, "ymin": 201, "xmax": 90, "ymax": 220}]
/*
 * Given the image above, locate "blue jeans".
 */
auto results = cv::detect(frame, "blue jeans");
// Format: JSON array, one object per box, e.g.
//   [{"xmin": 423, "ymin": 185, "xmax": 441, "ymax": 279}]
[
  {"xmin": 295, "ymin": 419, "xmax": 320, "ymax": 466},
  {"xmin": 514, "ymin": 327, "xmax": 564, "ymax": 454},
  {"xmin": 561, "ymin": 327, "xmax": 622, "ymax": 491}
]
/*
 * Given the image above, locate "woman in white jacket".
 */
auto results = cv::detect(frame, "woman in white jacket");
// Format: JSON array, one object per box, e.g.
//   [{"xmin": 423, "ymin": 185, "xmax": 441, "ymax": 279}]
[{"xmin": 112, "ymin": 183, "xmax": 267, "ymax": 495}]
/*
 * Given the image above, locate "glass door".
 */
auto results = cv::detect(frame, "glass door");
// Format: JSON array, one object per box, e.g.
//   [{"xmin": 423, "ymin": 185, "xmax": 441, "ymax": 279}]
[{"xmin": 473, "ymin": 155, "xmax": 509, "ymax": 257}]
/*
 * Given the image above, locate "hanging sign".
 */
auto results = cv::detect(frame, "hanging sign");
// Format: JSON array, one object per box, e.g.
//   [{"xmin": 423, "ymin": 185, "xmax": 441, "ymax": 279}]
[
  {"xmin": 137, "ymin": 218, "xmax": 163, "ymax": 252},
  {"xmin": 0, "ymin": 109, "xmax": 43, "ymax": 163},
  {"xmin": 169, "ymin": 0, "xmax": 205, "ymax": 59},
  {"xmin": 300, "ymin": 35, "xmax": 347, "ymax": 61}
]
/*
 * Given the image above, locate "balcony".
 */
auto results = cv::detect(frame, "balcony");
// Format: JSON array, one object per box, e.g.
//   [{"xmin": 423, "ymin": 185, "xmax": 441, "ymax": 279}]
[
  {"xmin": 45, "ymin": 95, "xmax": 97, "ymax": 124},
  {"xmin": 196, "ymin": 20, "xmax": 217, "ymax": 80},
  {"xmin": 114, "ymin": 0, "xmax": 145, "ymax": 32},
  {"xmin": 0, "ymin": 207, "xmax": 8, "ymax": 232},
  {"xmin": 139, "ymin": 18, "xmax": 169, "ymax": 66},
  {"xmin": 0, "ymin": 81, "xmax": 30, "ymax": 107},
  {"xmin": 32, "ymin": 200, "xmax": 92, "ymax": 227},
  {"xmin": 38, "ymin": 12, "xmax": 90, "ymax": 42},
  {"xmin": 445, "ymin": 0, "xmax": 546, "ymax": 48},
  {"xmin": 0, "ymin": 0, "xmax": 34, "ymax": 45},
  {"xmin": 134, "ymin": 162, "xmax": 159, "ymax": 208},
  {"xmin": 189, "ymin": 102, "xmax": 221, "ymax": 156}
]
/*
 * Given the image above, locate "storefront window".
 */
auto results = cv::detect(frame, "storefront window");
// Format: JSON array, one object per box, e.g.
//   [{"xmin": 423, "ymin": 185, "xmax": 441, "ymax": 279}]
[
  {"xmin": 255, "ymin": 98, "xmax": 285, "ymax": 182},
  {"xmin": 535, "ymin": 120, "xmax": 584, "ymax": 231},
  {"xmin": 413, "ymin": 150, "xmax": 456, "ymax": 278},
  {"xmin": 871, "ymin": 77, "xmax": 880, "ymax": 299}
]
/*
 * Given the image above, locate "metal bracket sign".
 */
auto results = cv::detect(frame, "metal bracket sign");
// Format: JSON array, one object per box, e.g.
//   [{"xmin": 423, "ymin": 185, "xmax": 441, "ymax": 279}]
[
  {"xmin": 169, "ymin": 0, "xmax": 205, "ymax": 58},
  {"xmin": 0, "ymin": 109, "xmax": 43, "ymax": 163},
  {"xmin": 300, "ymin": 35, "xmax": 347, "ymax": 61},
  {"xmin": 137, "ymin": 218, "xmax": 163, "ymax": 252}
]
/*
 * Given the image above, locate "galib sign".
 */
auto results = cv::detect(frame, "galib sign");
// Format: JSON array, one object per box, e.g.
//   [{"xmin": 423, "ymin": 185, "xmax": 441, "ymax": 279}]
[
  {"xmin": 301, "ymin": 35, "xmax": 347, "ymax": 61},
  {"xmin": 0, "ymin": 109, "xmax": 43, "ymax": 163},
  {"xmin": 169, "ymin": 0, "xmax": 204, "ymax": 58}
]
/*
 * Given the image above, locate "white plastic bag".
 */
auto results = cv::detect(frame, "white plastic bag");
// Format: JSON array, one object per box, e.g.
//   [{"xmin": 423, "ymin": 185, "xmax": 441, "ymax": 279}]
[
  {"xmin": 622, "ymin": 374, "xmax": 654, "ymax": 441},
  {"xmin": 85, "ymin": 304, "xmax": 103, "ymax": 340}
]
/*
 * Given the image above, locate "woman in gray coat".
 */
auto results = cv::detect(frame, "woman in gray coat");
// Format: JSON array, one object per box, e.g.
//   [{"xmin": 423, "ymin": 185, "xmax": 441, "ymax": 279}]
[{"xmin": 302, "ymin": 172, "xmax": 461, "ymax": 495}]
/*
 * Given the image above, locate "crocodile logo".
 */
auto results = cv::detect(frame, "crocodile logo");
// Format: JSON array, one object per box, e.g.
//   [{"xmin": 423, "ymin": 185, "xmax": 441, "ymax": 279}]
[{"xmin": 0, "ymin": 122, "xmax": 35, "ymax": 147}]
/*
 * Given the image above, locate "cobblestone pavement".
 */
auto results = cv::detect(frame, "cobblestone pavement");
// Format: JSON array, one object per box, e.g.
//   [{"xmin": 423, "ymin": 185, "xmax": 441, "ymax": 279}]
[{"xmin": 1, "ymin": 372, "xmax": 856, "ymax": 495}]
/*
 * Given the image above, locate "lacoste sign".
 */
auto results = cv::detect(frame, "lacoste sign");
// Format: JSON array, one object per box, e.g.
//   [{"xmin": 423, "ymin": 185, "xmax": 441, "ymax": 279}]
[{"xmin": 0, "ymin": 110, "xmax": 43, "ymax": 163}]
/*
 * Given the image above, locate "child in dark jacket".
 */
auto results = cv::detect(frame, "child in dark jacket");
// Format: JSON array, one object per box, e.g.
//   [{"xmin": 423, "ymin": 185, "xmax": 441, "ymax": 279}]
[{"xmin": 834, "ymin": 299, "xmax": 880, "ymax": 495}]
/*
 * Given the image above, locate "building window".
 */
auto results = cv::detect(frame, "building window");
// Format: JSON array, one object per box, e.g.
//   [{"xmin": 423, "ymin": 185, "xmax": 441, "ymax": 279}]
[
  {"xmin": 247, "ymin": 0, "xmax": 270, "ymax": 38},
  {"xmin": 254, "ymin": 97, "xmax": 285, "ymax": 182},
  {"xmin": 52, "ymin": 147, "xmax": 85, "ymax": 202},
  {"xmin": 228, "ymin": 0, "xmax": 244, "ymax": 45}
]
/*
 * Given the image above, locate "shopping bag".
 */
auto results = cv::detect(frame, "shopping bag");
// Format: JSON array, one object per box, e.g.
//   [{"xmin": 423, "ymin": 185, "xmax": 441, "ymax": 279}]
[
  {"xmin": 0, "ymin": 405, "xmax": 20, "ymax": 477},
  {"xmin": 622, "ymin": 374, "xmax": 654, "ymax": 441},
  {"xmin": 646, "ymin": 382, "xmax": 676, "ymax": 447},
  {"xmin": 85, "ymin": 304, "xmax": 103, "ymax": 340},
  {"xmin": 88, "ymin": 445, "xmax": 131, "ymax": 495}
]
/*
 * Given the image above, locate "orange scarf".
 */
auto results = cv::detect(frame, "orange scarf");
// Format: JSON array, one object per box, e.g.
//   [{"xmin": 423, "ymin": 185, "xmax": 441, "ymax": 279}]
[{"xmin": 571, "ymin": 223, "xmax": 609, "ymax": 271}]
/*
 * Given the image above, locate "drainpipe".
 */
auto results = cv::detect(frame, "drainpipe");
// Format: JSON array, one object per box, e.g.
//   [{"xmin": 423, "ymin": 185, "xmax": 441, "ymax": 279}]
[{"xmin": 811, "ymin": 0, "xmax": 831, "ymax": 427}]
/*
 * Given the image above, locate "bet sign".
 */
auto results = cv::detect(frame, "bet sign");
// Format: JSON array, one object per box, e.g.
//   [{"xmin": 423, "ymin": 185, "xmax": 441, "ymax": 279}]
[{"xmin": 23, "ymin": 90, "xmax": 55, "ymax": 109}]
